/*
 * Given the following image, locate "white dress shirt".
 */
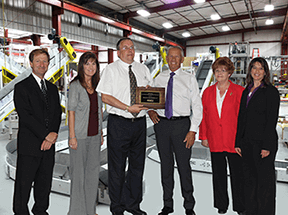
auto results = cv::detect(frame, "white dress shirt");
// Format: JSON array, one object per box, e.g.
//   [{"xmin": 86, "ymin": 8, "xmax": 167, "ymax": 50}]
[
  {"xmin": 31, "ymin": 72, "xmax": 47, "ymax": 90},
  {"xmin": 216, "ymin": 87, "xmax": 227, "ymax": 118},
  {"xmin": 153, "ymin": 68, "xmax": 203, "ymax": 132},
  {"xmin": 96, "ymin": 59, "xmax": 152, "ymax": 118}
]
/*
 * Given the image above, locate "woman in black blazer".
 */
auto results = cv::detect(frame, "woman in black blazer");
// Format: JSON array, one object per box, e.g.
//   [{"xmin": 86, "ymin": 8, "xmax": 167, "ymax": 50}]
[{"xmin": 235, "ymin": 57, "xmax": 280, "ymax": 215}]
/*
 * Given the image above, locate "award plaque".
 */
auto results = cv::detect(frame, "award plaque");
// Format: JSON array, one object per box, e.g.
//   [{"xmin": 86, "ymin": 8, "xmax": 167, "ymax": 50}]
[{"xmin": 136, "ymin": 87, "xmax": 165, "ymax": 109}]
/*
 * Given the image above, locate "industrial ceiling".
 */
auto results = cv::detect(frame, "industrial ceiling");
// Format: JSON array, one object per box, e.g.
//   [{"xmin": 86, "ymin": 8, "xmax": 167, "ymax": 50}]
[{"xmin": 67, "ymin": 0, "xmax": 288, "ymax": 46}]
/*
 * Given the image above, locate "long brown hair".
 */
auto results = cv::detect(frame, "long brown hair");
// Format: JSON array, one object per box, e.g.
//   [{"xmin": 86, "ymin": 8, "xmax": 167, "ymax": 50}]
[
  {"xmin": 246, "ymin": 57, "xmax": 271, "ymax": 87},
  {"xmin": 72, "ymin": 52, "xmax": 100, "ymax": 89}
]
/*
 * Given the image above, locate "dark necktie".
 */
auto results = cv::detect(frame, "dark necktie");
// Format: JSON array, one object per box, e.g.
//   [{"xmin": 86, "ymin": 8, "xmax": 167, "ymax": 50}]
[
  {"xmin": 40, "ymin": 80, "xmax": 49, "ymax": 128},
  {"xmin": 165, "ymin": 72, "xmax": 175, "ymax": 119},
  {"xmin": 129, "ymin": 65, "xmax": 138, "ymax": 118}
]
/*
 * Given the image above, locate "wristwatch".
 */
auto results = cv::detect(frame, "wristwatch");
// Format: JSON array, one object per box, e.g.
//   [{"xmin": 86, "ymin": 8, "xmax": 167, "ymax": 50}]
[{"xmin": 125, "ymin": 106, "xmax": 129, "ymax": 113}]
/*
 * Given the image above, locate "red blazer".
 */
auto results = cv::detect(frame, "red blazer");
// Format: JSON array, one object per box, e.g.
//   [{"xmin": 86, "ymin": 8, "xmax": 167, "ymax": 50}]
[{"xmin": 199, "ymin": 81, "xmax": 244, "ymax": 153}]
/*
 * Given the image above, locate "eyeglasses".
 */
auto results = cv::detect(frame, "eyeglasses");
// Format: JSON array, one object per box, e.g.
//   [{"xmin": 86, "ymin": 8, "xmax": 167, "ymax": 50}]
[
  {"xmin": 120, "ymin": 46, "xmax": 135, "ymax": 51},
  {"xmin": 215, "ymin": 69, "xmax": 228, "ymax": 73}
]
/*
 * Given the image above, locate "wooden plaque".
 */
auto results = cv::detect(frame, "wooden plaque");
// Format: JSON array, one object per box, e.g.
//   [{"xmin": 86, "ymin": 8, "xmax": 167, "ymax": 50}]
[{"xmin": 136, "ymin": 87, "xmax": 165, "ymax": 109}]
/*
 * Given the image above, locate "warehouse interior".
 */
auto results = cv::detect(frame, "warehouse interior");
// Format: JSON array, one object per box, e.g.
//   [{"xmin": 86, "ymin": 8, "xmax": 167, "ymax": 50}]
[{"xmin": 1, "ymin": 0, "xmax": 288, "ymax": 214}]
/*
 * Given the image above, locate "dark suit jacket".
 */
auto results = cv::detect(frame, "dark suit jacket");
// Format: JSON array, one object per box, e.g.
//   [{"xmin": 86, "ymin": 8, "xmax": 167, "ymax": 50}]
[
  {"xmin": 14, "ymin": 74, "xmax": 62, "ymax": 157},
  {"xmin": 235, "ymin": 84, "xmax": 280, "ymax": 152}
]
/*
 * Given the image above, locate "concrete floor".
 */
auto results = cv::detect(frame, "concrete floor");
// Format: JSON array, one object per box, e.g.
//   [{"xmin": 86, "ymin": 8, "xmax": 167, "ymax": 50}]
[{"xmin": 1, "ymin": 123, "xmax": 288, "ymax": 215}]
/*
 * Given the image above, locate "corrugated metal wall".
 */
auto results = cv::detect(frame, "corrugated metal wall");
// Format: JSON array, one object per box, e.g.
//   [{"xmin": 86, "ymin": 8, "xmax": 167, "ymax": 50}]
[{"xmin": 0, "ymin": 0, "xmax": 154, "ymax": 53}]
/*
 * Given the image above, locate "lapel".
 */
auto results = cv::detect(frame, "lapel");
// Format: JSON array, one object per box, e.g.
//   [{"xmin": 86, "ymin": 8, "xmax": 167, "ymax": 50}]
[
  {"xmin": 213, "ymin": 81, "xmax": 233, "ymax": 120},
  {"xmin": 28, "ymin": 75, "xmax": 45, "ymax": 100},
  {"xmin": 221, "ymin": 81, "xmax": 234, "ymax": 116},
  {"xmin": 210, "ymin": 85, "xmax": 219, "ymax": 119},
  {"xmin": 246, "ymin": 85, "xmax": 265, "ymax": 108},
  {"xmin": 45, "ymin": 80, "xmax": 53, "ymax": 107}
]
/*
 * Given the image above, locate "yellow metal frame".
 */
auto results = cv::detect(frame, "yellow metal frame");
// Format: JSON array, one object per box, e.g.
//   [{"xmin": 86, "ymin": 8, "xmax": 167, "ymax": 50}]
[
  {"xmin": 153, "ymin": 46, "xmax": 168, "ymax": 79},
  {"xmin": 0, "ymin": 108, "xmax": 15, "ymax": 123},
  {"xmin": 60, "ymin": 37, "xmax": 77, "ymax": 60},
  {"xmin": 2, "ymin": 66, "xmax": 17, "ymax": 83}
]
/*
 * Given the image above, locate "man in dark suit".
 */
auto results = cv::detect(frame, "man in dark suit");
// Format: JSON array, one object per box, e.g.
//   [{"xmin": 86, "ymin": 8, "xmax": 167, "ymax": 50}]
[{"xmin": 13, "ymin": 49, "xmax": 62, "ymax": 215}]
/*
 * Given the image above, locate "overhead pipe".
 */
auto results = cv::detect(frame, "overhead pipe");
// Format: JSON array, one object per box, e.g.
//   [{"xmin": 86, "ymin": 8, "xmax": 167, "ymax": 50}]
[
  {"xmin": 36, "ymin": 0, "xmax": 182, "ymax": 48},
  {"xmin": 244, "ymin": 0, "xmax": 257, "ymax": 34}
]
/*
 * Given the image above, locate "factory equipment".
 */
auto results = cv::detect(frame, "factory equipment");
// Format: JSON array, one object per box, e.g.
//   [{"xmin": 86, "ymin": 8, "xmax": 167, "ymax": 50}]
[
  {"xmin": 0, "ymin": 40, "xmax": 76, "ymax": 123},
  {"xmin": 229, "ymin": 41, "xmax": 250, "ymax": 86},
  {"xmin": 143, "ymin": 42, "xmax": 168, "ymax": 78}
]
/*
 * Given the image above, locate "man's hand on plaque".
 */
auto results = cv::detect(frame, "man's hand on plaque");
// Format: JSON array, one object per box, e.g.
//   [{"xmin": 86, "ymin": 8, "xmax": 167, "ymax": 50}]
[
  {"xmin": 148, "ymin": 110, "xmax": 160, "ymax": 124},
  {"xmin": 145, "ymin": 85, "xmax": 152, "ymax": 89},
  {"xmin": 128, "ymin": 104, "xmax": 148, "ymax": 113}
]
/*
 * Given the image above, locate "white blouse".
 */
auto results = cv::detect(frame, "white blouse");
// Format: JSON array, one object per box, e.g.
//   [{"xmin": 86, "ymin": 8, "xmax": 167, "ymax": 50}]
[{"xmin": 216, "ymin": 87, "xmax": 228, "ymax": 118}]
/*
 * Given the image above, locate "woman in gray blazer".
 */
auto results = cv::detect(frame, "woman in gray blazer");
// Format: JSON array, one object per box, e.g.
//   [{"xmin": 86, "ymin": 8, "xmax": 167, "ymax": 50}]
[{"xmin": 68, "ymin": 52, "xmax": 103, "ymax": 215}]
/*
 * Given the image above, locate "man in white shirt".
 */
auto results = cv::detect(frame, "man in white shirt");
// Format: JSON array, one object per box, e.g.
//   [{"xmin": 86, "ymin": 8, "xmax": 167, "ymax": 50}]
[
  {"xmin": 148, "ymin": 46, "xmax": 202, "ymax": 215},
  {"xmin": 96, "ymin": 38, "xmax": 151, "ymax": 215}
]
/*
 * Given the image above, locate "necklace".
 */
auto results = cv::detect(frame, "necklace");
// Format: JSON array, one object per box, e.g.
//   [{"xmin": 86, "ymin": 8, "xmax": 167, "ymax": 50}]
[{"xmin": 85, "ymin": 82, "xmax": 93, "ymax": 90}]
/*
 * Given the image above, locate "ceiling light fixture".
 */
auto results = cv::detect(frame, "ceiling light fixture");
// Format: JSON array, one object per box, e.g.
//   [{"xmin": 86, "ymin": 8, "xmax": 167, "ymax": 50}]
[
  {"xmin": 211, "ymin": 14, "xmax": 220, "ymax": 20},
  {"xmin": 264, "ymin": 4, "xmax": 274, "ymax": 11},
  {"xmin": 265, "ymin": 18, "xmax": 274, "ymax": 25},
  {"xmin": 137, "ymin": 9, "xmax": 151, "ymax": 17},
  {"xmin": 182, "ymin": 32, "xmax": 191, "ymax": 37},
  {"xmin": 222, "ymin": 26, "xmax": 230, "ymax": 31},
  {"xmin": 264, "ymin": 0, "xmax": 274, "ymax": 12},
  {"xmin": 194, "ymin": 0, "xmax": 206, "ymax": 3},
  {"xmin": 162, "ymin": 22, "xmax": 173, "ymax": 29}
]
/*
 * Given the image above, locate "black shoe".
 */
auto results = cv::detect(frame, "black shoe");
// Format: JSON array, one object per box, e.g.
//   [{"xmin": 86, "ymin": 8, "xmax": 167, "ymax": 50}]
[
  {"xmin": 112, "ymin": 212, "xmax": 124, "ymax": 215},
  {"xmin": 218, "ymin": 209, "xmax": 227, "ymax": 214},
  {"xmin": 158, "ymin": 206, "xmax": 174, "ymax": 215},
  {"xmin": 126, "ymin": 208, "xmax": 147, "ymax": 215},
  {"xmin": 237, "ymin": 212, "xmax": 246, "ymax": 215},
  {"xmin": 186, "ymin": 209, "xmax": 196, "ymax": 215}
]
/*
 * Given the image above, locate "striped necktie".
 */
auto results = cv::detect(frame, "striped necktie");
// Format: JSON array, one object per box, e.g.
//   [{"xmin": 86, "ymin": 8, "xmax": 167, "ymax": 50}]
[{"xmin": 129, "ymin": 65, "xmax": 138, "ymax": 118}]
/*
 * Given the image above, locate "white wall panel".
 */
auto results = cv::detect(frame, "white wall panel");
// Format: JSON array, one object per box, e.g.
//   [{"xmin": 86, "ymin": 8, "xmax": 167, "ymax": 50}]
[{"xmin": 186, "ymin": 30, "xmax": 282, "ymax": 57}]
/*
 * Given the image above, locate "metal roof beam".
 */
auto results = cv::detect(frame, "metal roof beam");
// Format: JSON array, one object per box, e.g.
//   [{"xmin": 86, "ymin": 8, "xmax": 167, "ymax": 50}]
[
  {"xmin": 185, "ymin": 24, "xmax": 283, "ymax": 41},
  {"xmin": 36, "ymin": 0, "xmax": 181, "ymax": 47},
  {"xmin": 164, "ymin": 8, "xmax": 287, "ymax": 33},
  {"xmin": 125, "ymin": 0, "xmax": 216, "ymax": 18}
]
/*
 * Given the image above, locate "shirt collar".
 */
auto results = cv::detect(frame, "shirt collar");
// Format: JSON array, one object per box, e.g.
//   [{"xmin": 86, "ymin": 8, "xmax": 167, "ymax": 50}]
[
  {"xmin": 248, "ymin": 82, "xmax": 264, "ymax": 91},
  {"xmin": 118, "ymin": 58, "xmax": 135, "ymax": 67},
  {"xmin": 31, "ymin": 72, "xmax": 46, "ymax": 89},
  {"xmin": 169, "ymin": 67, "xmax": 181, "ymax": 75}
]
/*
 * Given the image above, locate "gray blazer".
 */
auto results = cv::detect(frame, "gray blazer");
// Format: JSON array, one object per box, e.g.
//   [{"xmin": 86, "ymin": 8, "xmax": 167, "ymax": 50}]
[{"xmin": 68, "ymin": 79, "xmax": 102, "ymax": 139}]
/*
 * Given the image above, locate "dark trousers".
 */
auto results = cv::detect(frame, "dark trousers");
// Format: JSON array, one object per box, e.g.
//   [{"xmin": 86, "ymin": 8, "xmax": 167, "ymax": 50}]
[
  {"xmin": 107, "ymin": 114, "xmax": 146, "ymax": 213},
  {"xmin": 210, "ymin": 152, "xmax": 245, "ymax": 212},
  {"xmin": 13, "ymin": 152, "xmax": 55, "ymax": 215},
  {"xmin": 241, "ymin": 139, "xmax": 277, "ymax": 215},
  {"xmin": 154, "ymin": 117, "xmax": 195, "ymax": 210}
]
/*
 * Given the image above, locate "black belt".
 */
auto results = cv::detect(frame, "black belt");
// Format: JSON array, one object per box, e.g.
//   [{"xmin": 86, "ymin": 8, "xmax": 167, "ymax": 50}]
[
  {"xmin": 159, "ymin": 116, "xmax": 189, "ymax": 120},
  {"xmin": 110, "ymin": 114, "xmax": 145, "ymax": 122}
]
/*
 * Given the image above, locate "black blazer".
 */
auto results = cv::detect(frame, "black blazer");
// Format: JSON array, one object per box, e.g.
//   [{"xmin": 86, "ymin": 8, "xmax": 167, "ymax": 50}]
[
  {"xmin": 235, "ymin": 84, "xmax": 280, "ymax": 152},
  {"xmin": 14, "ymin": 74, "xmax": 62, "ymax": 157}
]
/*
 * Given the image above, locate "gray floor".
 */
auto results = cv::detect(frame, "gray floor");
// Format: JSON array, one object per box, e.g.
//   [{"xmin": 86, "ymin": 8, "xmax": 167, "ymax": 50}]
[{"xmin": 1, "ymin": 125, "xmax": 288, "ymax": 215}]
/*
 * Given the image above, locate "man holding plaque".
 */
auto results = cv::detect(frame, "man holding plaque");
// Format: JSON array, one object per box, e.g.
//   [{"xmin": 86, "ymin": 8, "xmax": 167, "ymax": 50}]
[
  {"xmin": 148, "ymin": 46, "xmax": 202, "ymax": 215},
  {"xmin": 96, "ymin": 38, "xmax": 151, "ymax": 215}
]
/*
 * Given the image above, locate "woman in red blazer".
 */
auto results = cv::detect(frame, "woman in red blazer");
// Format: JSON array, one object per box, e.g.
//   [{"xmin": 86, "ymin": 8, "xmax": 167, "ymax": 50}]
[{"xmin": 199, "ymin": 57, "xmax": 245, "ymax": 215}]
